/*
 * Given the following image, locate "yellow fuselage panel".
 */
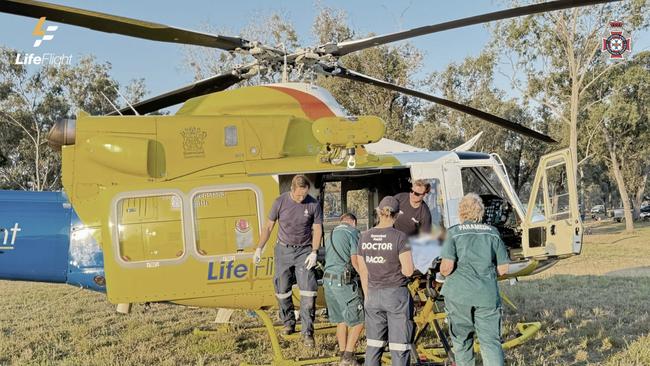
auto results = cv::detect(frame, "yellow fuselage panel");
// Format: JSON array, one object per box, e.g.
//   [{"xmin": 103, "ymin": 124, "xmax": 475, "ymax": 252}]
[
  {"xmin": 177, "ymin": 85, "xmax": 337, "ymax": 120},
  {"xmin": 62, "ymin": 84, "xmax": 400, "ymax": 309}
]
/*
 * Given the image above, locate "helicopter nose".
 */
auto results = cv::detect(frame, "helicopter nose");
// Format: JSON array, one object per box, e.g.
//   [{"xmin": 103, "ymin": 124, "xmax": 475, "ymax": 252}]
[{"xmin": 48, "ymin": 118, "xmax": 76, "ymax": 151}]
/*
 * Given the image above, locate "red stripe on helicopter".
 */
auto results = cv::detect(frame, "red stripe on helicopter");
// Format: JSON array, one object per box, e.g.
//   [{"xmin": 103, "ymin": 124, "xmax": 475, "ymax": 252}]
[{"xmin": 266, "ymin": 86, "xmax": 335, "ymax": 120}]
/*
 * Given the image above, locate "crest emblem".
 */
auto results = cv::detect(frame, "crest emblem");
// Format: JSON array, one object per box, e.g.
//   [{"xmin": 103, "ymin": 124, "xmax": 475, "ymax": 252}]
[
  {"xmin": 602, "ymin": 21, "xmax": 631, "ymax": 60},
  {"xmin": 180, "ymin": 127, "xmax": 207, "ymax": 158}
]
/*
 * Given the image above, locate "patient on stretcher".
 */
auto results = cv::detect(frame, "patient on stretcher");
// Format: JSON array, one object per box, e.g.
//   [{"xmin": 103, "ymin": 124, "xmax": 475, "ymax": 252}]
[{"xmin": 409, "ymin": 226, "xmax": 445, "ymax": 275}]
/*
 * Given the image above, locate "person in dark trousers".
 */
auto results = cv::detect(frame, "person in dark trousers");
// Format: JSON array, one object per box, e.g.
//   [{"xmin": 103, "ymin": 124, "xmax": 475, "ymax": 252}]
[
  {"xmin": 253, "ymin": 175, "xmax": 323, "ymax": 347},
  {"xmin": 323, "ymin": 213, "xmax": 364, "ymax": 366},
  {"xmin": 440, "ymin": 193, "xmax": 510, "ymax": 366},
  {"xmin": 356, "ymin": 196, "xmax": 415, "ymax": 366},
  {"xmin": 393, "ymin": 179, "xmax": 432, "ymax": 236}
]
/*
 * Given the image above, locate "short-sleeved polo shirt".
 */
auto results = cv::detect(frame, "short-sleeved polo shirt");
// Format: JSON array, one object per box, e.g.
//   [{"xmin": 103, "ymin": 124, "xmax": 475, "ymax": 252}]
[
  {"xmin": 357, "ymin": 227, "xmax": 411, "ymax": 288},
  {"xmin": 440, "ymin": 221, "xmax": 509, "ymax": 307},
  {"xmin": 324, "ymin": 223, "xmax": 360, "ymax": 274},
  {"xmin": 268, "ymin": 192, "xmax": 322, "ymax": 246}
]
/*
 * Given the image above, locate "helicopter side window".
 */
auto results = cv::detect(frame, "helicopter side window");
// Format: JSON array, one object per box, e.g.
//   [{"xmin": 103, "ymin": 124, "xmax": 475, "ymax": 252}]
[
  {"xmin": 116, "ymin": 194, "xmax": 185, "ymax": 263},
  {"xmin": 346, "ymin": 189, "xmax": 371, "ymax": 231},
  {"xmin": 192, "ymin": 188, "xmax": 260, "ymax": 257},
  {"xmin": 545, "ymin": 158, "xmax": 570, "ymax": 220},
  {"xmin": 420, "ymin": 178, "xmax": 444, "ymax": 234},
  {"xmin": 323, "ymin": 182, "xmax": 342, "ymax": 235},
  {"xmin": 224, "ymin": 126, "xmax": 238, "ymax": 147},
  {"xmin": 321, "ymin": 182, "xmax": 371, "ymax": 235}
]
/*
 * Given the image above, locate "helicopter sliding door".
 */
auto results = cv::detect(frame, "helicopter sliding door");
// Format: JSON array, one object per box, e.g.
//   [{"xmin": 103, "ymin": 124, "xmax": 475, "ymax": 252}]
[{"xmin": 522, "ymin": 149, "xmax": 582, "ymax": 258}]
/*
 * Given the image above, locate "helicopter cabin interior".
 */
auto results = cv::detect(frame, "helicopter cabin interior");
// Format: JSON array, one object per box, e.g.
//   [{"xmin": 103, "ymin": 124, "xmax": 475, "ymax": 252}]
[{"xmin": 274, "ymin": 161, "xmax": 529, "ymax": 264}]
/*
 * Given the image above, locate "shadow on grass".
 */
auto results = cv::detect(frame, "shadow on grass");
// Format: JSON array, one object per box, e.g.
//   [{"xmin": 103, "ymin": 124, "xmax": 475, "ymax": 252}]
[
  {"xmin": 606, "ymin": 266, "xmax": 650, "ymax": 277},
  {"xmin": 501, "ymin": 275, "xmax": 650, "ymax": 366},
  {"xmin": 586, "ymin": 220, "xmax": 650, "ymax": 236}
]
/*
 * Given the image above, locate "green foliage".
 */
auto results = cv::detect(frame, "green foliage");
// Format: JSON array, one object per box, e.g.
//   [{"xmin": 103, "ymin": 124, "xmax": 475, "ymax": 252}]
[
  {"xmin": 419, "ymin": 52, "xmax": 556, "ymax": 195},
  {"xmin": 0, "ymin": 48, "xmax": 147, "ymax": 190},
  {"xmin": 182, "ymin": 12, "xmax": 301, "ymax": 84},
  {"xmin": 584, "ymin": 51, "xmax": 650, "ymax": 220},
  {"xmin": 493, "ymin": 0, "xmax": 649, "ymax": 213}
]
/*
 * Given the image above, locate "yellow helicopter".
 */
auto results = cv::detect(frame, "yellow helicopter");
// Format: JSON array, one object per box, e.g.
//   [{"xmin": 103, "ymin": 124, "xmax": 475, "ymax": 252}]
[{"xmin": 1, "ymin": 0, "xmax": 614, "ymax": 364}]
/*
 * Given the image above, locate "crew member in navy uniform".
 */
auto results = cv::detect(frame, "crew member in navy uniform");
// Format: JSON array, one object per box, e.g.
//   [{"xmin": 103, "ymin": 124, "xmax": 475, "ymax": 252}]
[
  {"xmin": 393, "ymin": 179, "xmax": 432, "ymax": 236},
  {"xmin": 356, "ymin": 196, "xmax": 415, "ymax": 366},
  {"xmin": 440, "ymin": 193, "xmax": 510, "ymax": 366},
  {"xmin": 253, "ymin": 175, "xmax": 323, "ymax": 347}
]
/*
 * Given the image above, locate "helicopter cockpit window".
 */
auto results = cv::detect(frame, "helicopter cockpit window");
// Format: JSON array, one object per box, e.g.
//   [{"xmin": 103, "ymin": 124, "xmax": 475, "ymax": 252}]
[
  {"xmin": 461, "ymin": 167, "xmax": 508, "ymax": 198},
  {"xmin": 116, "ymin": 194, "xmax": 184, "ymax": 263},
  {"xmin": 461, "ymin": 167, "xmax": 516, "ymax": 229},
  {"xmin": 224, "ymin": 126, "xmax": 238, "ymax": 147},
  {"xmin": 192, "ymin": 188, "xmax": 259, "ymax": 257}
]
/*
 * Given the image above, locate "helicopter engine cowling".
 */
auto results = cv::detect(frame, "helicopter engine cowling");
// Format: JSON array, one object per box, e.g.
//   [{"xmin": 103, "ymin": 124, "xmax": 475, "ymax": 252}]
[{"xmin": 47, "ymin": 118, "xmax": 76, "ymax": 151}]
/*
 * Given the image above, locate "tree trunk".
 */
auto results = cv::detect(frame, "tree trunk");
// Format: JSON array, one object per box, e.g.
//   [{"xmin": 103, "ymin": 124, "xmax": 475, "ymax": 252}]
[
  {"xmin": 634, "ymin": 174, "xmax": 648, "ymax": 220},
  {"xmin": 604, "ymin": 131, "xmax": 634, "ymax": 232},
  {"xmin": 570, "ymin": 82, "xmax": 579, "ymax": 177}
]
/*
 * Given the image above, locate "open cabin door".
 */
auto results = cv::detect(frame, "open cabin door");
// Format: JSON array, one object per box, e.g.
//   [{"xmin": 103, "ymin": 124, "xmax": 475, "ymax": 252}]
[{"xmin": 523, "ymin": 149, "xmax": 582, "ymax": 258}]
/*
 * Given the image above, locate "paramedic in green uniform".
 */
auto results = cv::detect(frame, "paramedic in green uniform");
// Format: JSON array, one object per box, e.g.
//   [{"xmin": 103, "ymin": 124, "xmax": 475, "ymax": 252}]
[
  {"xmin": 440, "ymin": 193, "xmax": 510, "ymax": 366},
  {"xmin": 323, "ymin": 213, "xmax": 364, "ymax": 366}
]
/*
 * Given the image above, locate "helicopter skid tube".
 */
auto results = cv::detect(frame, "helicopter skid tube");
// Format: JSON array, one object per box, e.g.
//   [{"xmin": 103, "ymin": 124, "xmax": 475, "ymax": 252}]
[
  {"xmin": 415, "ymin": 321, "xmax": 541, "ymax": 362},
  {"xmin": 239, "ymin": 310, "xmax": 343, "ymax": 366}
]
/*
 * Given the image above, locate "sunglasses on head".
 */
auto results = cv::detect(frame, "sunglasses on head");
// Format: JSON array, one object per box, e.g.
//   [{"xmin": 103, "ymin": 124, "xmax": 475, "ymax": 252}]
[{"xmin": 410, "ymin": 189, "xmax": 425, "ymax": 197}]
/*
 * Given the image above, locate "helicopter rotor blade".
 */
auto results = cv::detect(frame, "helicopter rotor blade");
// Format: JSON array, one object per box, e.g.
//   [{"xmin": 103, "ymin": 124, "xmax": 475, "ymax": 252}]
[
  {"xmin": 326, "ymin": 66, "xmax": 557, "ymax": 143},
  {"xmin": 110, "ymin": 71, "xmax": 246, "ymax": 116},
  {"xmin": 329, "ymin": 0, "xmax": 618, "ymax": 56},
  {"xmin": 0, "ymin": 0, "xmax": 250, "ymax": 51}
]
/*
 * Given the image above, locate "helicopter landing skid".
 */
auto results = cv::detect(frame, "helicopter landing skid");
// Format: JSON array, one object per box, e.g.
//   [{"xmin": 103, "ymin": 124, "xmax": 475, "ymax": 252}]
[{"xmin": 239, "ymin": 310, "xmax": 348, "ymax": 366}]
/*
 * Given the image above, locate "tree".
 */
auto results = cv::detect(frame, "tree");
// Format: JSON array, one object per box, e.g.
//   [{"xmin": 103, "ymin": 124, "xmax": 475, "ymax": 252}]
[
  {"xmin": 0, "ymin": 48, "xmax": 147, "ymax": 191},
  {"xmin": 585, "ymin": 51, "xmax": 650, "ymax": 231},
  {"xmin": 494, "ymin": 0, "xmax": 649, "ymax": 173},
  {"xmin": 182, "ymin": 6, "xmax": 424, "ymax": 143},
  {"xmin": 311, "ymin": 7, "xmax": 423, "ymax": 142},
  {"xmin": 182, "ymin": 12, "xmax": 300, "ymax": 85},
  {"xmin": 420, "ymin": 52, "xmax": 556, "ymax": 197}
]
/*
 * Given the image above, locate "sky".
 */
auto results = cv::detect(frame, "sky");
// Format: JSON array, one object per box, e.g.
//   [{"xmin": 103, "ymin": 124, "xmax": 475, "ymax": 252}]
[{"xmin": 0, "ymin": 0, "xmax": 648, "ymax": 113}]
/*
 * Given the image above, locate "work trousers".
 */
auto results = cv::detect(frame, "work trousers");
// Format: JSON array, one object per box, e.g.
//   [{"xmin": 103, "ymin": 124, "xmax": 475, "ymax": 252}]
[
  {"xmin": 445, "ymin": 299, "xmax": 504, "ymax": 366},
  {"xmin": 273, "ymin": 243, "xmax": 317, "ymax": 335},
  {"xmin": 364, "ymin": 286, "xmax": 414, "ymax": 366}
]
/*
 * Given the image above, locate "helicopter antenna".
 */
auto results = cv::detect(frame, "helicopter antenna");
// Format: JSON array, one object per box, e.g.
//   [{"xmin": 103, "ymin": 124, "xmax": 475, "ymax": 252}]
[
  {"xmin": 100, "ymin": 91, "xmax": 123, "ymax": 116},
  {"xmin": 113, "ymin": 87, "xmax": 140, "ymax": 116}
]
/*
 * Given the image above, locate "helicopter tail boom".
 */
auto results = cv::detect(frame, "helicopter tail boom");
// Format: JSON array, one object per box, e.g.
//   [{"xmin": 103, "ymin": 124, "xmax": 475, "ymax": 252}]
[{"xmin": 0, "ymin": 190, "xmax": 105, "ymax": 292}]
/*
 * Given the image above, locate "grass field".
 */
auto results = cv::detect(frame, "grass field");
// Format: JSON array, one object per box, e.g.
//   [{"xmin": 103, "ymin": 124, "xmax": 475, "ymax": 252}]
[{"xmin": 1, "ymin": 221, "xmax": 649, "ymax": 365}]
